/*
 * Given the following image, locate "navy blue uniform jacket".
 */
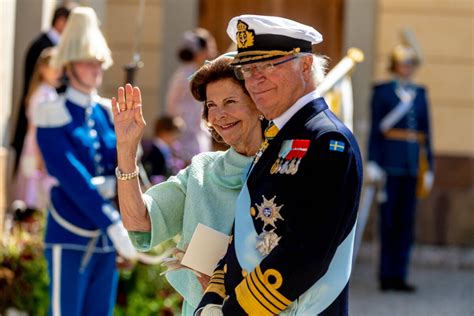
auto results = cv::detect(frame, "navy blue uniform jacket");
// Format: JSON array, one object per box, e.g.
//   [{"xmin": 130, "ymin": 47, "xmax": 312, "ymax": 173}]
[{"xmin": 197, "ymin": 97, "xmax": 363, "ymax": 315}]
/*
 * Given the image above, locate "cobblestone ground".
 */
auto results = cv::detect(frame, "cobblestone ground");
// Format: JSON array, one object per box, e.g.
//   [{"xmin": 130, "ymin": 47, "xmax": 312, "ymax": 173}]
[{"xmin": 349, "ymin": 252, "xmax": 474, "ymax": 316}]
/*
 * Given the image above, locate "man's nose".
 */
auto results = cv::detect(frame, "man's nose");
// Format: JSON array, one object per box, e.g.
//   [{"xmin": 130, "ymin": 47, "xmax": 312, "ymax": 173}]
[{"xmin": 245, "ymin": 71, "xmax": 265, "ymax": 87}]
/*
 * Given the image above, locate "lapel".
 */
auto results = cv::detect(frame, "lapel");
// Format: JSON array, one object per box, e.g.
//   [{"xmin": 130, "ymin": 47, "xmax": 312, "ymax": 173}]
[{"xmin": 248, "ymin": 97, "xmax": 328, "ymax": 184}]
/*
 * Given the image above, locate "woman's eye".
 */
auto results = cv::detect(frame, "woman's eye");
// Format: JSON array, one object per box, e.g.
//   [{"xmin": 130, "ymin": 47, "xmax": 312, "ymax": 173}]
[
  {"xmin": 206, "ymin": 102, "xmax": 216, "ymax": 108},
  {"xmin": 225, "ymin": 99, "xmax": 236, "ymax": 105}
]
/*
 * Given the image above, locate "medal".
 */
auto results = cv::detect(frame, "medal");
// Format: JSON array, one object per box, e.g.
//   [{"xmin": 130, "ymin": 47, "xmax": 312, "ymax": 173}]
[
  {"xmin": 288, "ymin": 159, "xmax": 297, "ymax": 174},
  {"xmin": 270, "ymin": 157, "xmax": 281, "ymax": 174},
  {"xmin": 255, "ymin": 195, "xmax": 284, "ymax": 229},
  {"xmin": 256, "ymin": 229, "xmax": 281, "ymax": 256},
  {"xmin": 284, "ymin": 159, "xmax": 294, "ymax": 174},
  {"xmin": 273, "ymin": 139, "xmax": 310, "ymax": 175},
  {"xmin": 279, "ymin": 160, "xmax": 289, "ymax": 174}
]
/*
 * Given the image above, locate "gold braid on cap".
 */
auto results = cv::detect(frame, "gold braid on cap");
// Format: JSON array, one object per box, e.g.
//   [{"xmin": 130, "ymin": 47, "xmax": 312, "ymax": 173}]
[{"xmin": 232, "ymin": 48, "xmax": 301, "ymax": 65}]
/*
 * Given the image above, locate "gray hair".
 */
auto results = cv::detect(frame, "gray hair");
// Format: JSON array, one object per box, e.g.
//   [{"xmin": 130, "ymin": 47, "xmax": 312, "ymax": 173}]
[
  {"xmin": 309, "ymin": 54, "xmax": 329, "ymax": 85},
  {"xmin": 292, "ymin": 53, "xmax": 328, "ymax": 86}
]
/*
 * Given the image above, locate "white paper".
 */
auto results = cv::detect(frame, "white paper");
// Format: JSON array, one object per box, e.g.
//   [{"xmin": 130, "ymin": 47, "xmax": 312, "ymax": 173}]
[{"xmin": 181, "ymin": 223, "xmax": 230, "ymax": 276}]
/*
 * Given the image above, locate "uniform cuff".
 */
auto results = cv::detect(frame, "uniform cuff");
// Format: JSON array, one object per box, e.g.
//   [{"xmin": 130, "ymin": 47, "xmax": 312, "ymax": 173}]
[{"xmin": 221, "ymin": 295, "xmax": 247, "ymax": 316}]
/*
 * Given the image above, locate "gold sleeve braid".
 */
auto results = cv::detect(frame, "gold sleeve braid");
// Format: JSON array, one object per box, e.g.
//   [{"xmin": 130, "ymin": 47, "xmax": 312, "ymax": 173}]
[
  {"xmin": 204, "ymin": 269, "xmax": 226, "ymax": 299},
  {"xmin": 235, "ymin": 266, "xmax": 291, "ymax": 315}
]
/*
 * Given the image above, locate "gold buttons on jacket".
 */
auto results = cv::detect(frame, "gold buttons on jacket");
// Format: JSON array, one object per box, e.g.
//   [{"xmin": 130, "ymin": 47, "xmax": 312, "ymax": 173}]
[{"xmin": 250, "ymin": 207, "xmax": 256, "ymax": 217}]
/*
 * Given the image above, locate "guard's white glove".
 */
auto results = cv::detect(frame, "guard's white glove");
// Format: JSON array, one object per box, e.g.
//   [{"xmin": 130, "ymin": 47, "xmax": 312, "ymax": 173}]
[
  {"xmin": 199, "ymin": 304, "xmax": 223, "ymax": 316},
  {"xmin": 107, "ymin": 221, "xmax": 137, "ymax": 260},
  {"xmin": 423, "ymin": 171, "xmax": 434, "ymax": 192},
  {"xmin": 366, "ymin": 161, "xmax": 386, "ymax": 183}
]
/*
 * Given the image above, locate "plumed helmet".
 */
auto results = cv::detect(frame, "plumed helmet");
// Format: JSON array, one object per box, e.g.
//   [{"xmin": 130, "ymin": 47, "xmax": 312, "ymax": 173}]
[
  {"xmin": 389, "ymin": 28, "xmax": 423, "ymax": 72},
  {"xmin": 52, "ymin": 6, "xmax": 113, "ymax": 69}
]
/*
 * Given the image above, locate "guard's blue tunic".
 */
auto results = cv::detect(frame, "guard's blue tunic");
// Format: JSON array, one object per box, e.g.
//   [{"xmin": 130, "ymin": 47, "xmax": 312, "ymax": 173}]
[
  {"xmin": 35, "ymin": 87, "xmax": 120, "ymax": 316},
  {"xmin": 368, "ymin": 81, "xmax": 433, "ymax": 176},
  {"xmin": 197, "ymin": 98, "xmax": 363, "ymax": 315},
  {"xmin": 368, "ymin": 80, "xmax": 433, "ymax": 282}
]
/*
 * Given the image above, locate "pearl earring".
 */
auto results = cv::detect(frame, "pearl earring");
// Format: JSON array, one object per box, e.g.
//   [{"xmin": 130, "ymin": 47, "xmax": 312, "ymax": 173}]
[{"xmin": 258, "ymin": 114, "xmax": 264, "ymax": 121}]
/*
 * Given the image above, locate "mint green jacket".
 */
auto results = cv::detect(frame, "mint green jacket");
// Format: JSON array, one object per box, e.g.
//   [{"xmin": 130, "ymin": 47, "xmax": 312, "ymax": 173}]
[{"xmin": 128, "ymin": 148, "xmax": 252, "ymax": 314}]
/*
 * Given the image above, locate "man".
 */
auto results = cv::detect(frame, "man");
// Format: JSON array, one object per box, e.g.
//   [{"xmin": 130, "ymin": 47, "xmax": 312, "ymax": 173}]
[
  {"xmin": 11, "ymin": 4, "xmax": 74, "ymax": 173},
  {"xmin": 366, "ymin": 42, "xmax": 434, "ymax": 292},
  {"xmin": 197, "ymin": 15, "xmax": 363, "ymax": 315}
]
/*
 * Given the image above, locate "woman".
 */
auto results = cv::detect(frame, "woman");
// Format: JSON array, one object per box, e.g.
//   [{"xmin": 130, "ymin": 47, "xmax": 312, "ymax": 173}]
[
  {"xmin": 34, "ymin": 7, "xmax": 135, "ymax": 316},
  {"xmin": 13, "ymin": 47, "xmax": 61, "ymax": 211},
  {"xmin": 113, "ymin": 55, "xmax": 264, "ymax": 314},
  {"xmin": 166, "ymin": 28, "xmax": 218, "ymax": 163}
]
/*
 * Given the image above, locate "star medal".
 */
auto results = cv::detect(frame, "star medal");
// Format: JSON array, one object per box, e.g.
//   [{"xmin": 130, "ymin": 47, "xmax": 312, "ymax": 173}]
[
  {"xmin": 256, "ymin": 229, "xmax": 281, "ymax": 256},
  {"xmin": 255, "ymin": 195, "xmax": 284, "ymax": 229}
]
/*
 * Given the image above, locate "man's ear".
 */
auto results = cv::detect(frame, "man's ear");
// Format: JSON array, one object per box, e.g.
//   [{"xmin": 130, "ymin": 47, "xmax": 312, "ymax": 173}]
[{"xmin": 301, "ymin": 55, "xmax": 314, "ymax": 78}]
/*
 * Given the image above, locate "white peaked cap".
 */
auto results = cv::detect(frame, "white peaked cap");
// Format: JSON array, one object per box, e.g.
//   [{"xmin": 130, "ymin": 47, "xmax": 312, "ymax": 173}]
[
  {"xmin": 52, "ymin": 6, "xmax": 113, "ymax": 69},
  {"xmin": 226, "ymin": 14, "xmax": 323, "ymax": 65}
]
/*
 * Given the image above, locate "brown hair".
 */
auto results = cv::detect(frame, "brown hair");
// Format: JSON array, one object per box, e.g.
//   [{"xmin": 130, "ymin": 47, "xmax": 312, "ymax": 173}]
[
  {"xmin": 178, "ymin": 28, "xmax": 215, "ymax": 62},
  {"xmin": 25, "ymin": 47, "xmax": 56, "ymax": 108},
  {"xmin": 189, "ymin": 56, "xmax": 250, "ymax": 143},
  {"xmin": 51, "ymin": 3, "xmax": 75, "ymax": 27},
  {"xmin": 153, "ymin": 115, "xmax": 185, "ymax": 136}
]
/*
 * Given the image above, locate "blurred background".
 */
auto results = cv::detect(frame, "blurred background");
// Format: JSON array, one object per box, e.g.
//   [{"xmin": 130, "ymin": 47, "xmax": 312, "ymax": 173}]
[{"xmin": 0, "ymin": 0, "xmax": 472, "ymax": 315}]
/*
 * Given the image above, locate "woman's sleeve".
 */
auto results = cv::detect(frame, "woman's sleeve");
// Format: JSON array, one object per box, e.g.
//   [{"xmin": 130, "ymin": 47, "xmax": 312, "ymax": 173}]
[{"xmin": 129, "ymin": 167, "xmax": 191, "ymax": 251}]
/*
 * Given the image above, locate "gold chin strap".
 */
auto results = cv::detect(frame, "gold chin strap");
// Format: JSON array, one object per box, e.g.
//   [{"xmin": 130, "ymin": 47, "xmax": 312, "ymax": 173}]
[{"xmin": 232, "ymin": 48, "xmax": 301, "ymax": 64}]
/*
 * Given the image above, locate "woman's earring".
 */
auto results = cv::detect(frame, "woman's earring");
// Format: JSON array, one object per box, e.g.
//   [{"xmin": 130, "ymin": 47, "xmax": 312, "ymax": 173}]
[{"xmin": 258, "ymin": 114, "xmax": 264, "ymax": 121}]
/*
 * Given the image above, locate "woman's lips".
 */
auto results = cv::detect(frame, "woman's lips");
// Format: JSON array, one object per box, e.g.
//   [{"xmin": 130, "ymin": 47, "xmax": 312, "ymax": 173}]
[{"xmin": 218, "ymin": 121, "xmax": 238, "ymax": 130}]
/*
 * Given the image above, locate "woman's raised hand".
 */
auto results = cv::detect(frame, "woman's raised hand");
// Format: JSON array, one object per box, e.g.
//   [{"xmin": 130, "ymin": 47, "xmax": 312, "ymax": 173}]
[{"xmin": 112, "ymin": 84, "xmax": 146, "ymax": 151}]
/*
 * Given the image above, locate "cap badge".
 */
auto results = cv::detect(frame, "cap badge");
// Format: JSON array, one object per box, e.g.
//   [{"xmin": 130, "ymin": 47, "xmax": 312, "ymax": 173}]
[{"xmin": 236, "ymin": 20, "xmax": 255, "ymax": 49}]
